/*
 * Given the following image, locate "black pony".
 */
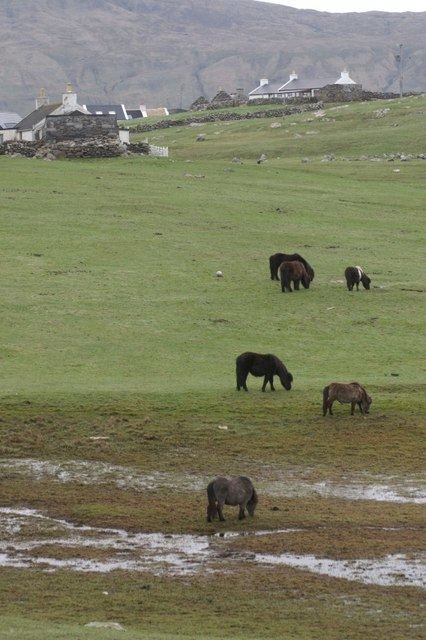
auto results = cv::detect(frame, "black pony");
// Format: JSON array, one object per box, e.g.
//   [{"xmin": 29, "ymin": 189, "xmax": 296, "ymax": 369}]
[
  {"xmin": 270, "ymin": 253, "xmax": 314, "ymax": 281},
  {"xmin": 236, "ymin": 352, "xmax": 293, "ymax": 392},
  {"xmin": 344, "ymin": 266, "xmax": 371, "ymax": 291}
]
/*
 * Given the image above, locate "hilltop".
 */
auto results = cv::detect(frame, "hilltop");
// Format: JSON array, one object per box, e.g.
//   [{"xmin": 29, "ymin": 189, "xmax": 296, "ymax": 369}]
[{"xmin": 0, "ymin": 0, "xmax": 425, "ymax": 114}]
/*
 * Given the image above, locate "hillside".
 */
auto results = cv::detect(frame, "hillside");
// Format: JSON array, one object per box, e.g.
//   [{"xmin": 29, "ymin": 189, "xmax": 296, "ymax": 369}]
[
  {"xmin": 0, "ymin": 95, "xmax": 424, "ymax": 397},
  {"xmin": 1, "ymin": 0, "xmax": 425, "ymax": 115},
  {"xmin": 0, "ymin": 97, "xmax": 425, "ymax": 640}
]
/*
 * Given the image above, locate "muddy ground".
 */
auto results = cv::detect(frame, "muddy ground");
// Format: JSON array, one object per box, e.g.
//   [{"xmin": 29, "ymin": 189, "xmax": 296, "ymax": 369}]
[{"xmin": 0, "ymin": 397, "xmax": 424, "ymax": 639}]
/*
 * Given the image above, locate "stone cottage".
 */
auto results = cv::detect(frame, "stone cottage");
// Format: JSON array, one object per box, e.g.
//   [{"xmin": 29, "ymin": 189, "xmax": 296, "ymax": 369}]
[{"xmin": 6, "ymin": 86, "xmax": 129, "ymax": 143}]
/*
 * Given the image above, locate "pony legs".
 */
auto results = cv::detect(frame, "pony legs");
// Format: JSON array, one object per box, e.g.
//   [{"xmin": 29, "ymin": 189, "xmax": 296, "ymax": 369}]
[
  {"xmin": 262, "ymin": 375, "xmax": 275, "ymax": 392},
  {"xmin": 216, "ymin": 502, "xmax": 225, "ymax": 522}
]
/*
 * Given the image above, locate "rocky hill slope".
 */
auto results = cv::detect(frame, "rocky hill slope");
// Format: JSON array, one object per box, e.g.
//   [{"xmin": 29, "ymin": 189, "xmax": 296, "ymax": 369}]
[{"xmin": 1, "ymin": 0, "xmax": 424, "ymax": 114}]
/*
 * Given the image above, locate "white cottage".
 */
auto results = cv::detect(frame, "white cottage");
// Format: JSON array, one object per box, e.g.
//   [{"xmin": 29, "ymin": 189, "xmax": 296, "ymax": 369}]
[{"xmin": 249, "ymin": 70, "xmax": 357, "ymax": 100}]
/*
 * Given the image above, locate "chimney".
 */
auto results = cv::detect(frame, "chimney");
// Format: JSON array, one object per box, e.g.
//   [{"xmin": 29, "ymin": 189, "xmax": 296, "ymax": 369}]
[
  {"xmin": 335, "ymin": 69, "xmax": 356, "ymax": 85},
  {"xmin": 62, "ymin": 83, "xmax": 78, "ymax": 108},
  {"xmin": 36, "ymin": 87, "xmax": 49, "ymax": 109},
  {"xmin": 289, "ymin": 70, "xmax": 298, "ymax": 81},
  {"xmin": 259, "ymin": 78, "xmax": 269, "ymax": 87}
]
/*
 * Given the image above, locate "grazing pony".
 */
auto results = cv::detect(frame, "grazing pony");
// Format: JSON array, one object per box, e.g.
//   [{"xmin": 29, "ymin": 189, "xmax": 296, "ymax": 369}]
[
  {"xmin": 207, "ymin": 476, "xmax": 258, "ymax": 522},
  {"xmin": 236, "ymin": 352, "xmax": 293, "ymax": 392},
  {"xmin": 344, "ymin": 266, "xmax": 371, "ymax": 291},
  {"xmin": 279, "ymin": 260, "xmax": 311, "ymax": 292},
  {"xmin": 323, "ymin": 382, "xmax": 372, "ymax": 416},
  {"xmin": 270, "ymin": 253, "xmax": 315, "ymax": 282}
]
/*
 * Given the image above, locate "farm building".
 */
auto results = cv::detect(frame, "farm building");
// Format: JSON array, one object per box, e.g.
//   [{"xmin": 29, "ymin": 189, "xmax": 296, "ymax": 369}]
[
  {"xmin": 249, "ymin": 69, "xmax": 358, "ymax": 100},
  {"xmin": 5, "ymin": 86, "xmax": 129, "ymax": 143},
  {"xmin": 83, "ymin": 104, "xmax": 129, "ymax": 120},
  {"xmin": 84, "ymin": 104, "xmax": 169, "ymax": 119},
  {"xmin": 0, "ymin": 112, "xmax": 21, "ymax": 142}
]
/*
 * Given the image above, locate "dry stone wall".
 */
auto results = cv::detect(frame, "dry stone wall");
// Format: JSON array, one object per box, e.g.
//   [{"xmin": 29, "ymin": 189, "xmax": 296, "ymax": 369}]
[
  {"xmin": 131, "ymin": 103, "xmax": 323, "ymax": 132},
  {"xmin": 2, "ymin": 139, "xmax": 150, "ymax": 159}
]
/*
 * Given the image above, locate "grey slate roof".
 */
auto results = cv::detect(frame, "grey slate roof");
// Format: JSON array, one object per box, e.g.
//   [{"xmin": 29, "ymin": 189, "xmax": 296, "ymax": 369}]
[
  {"xmin": 126, "ymin": 109, "xmax": 143, "ymax": 119},
  {"xmin": 279, "ymin": 76, "xmax": 337, "ymax": 92},
  {"xmin": 0, "ymin": 112, "xmax": 21, "ymax": 129},
  {"xmin": 15, "ymin": 104, "xmax": 60, "ymax": 131},
  {"xmin": 85, "ymin": 105, "xmax": 127, "ymax": 120},
  {"xmin": 249, "ymin": 81, "xmax": 287, "ymax": 96}
]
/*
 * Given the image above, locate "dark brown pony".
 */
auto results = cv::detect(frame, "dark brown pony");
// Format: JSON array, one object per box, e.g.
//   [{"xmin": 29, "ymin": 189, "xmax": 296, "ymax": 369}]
[
  {"xmin": 279, "ymin": 260, "xmax": 311, "ymax": 292},
  {"xmin": 323, "ymin": 382, "xmax": 372, "ymax": 416},
  {"xmin": 207, "ymin": 476, "xmax": 258, "ymax": 522},
  {"xmin": 270, "ymin": 253, "xmax": 314, "ymax": 281},
  {"xmin": 344, "ymin": 266, "xmax": 371, "ymax": 291},
  {"xmin": 236, "ymin": 352, "xmax": 293, "ymax": 391}
]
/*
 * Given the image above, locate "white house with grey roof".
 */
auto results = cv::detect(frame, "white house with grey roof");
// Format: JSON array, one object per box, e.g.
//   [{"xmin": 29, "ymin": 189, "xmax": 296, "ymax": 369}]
[{"xmin": 249, "ymin": 70, "xmax": 357, "ymax": 100}]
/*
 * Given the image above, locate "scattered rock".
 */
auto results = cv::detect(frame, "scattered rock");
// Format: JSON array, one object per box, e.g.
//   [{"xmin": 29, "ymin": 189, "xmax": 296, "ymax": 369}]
[
  {"xmin": 301, "ymin": 157, "xmax": 310, "ymax": 163},
  {"xmin": 218, "ymin": 425, "xmax": 228, "ymax": 430},
  {"xmin": 322, "ymin": 154, "xmax": 335, "ymax": 162},
  {"xmin": 257, "ymin": 153, "xmax": 267, "ymax": 164},
  {"xmin": 196, "ymin": 134, "xmax": 206, "ymax": 142},
  {"xmin": 215, "ymin": 271, "xmax": 223, "ymax": 278},
  {"xmin": 373, "ymin": 108, "xmax": 390, "ymax": 118},
  {"xmin": 270, "ymin": 122, "xmax": 281, "ymax": 128},
  {"xmin": 184, "ymin": 173, "xmax": 205, "ymax": 179},
  {"xmin": 85, "ymin": 622, "xmax": 125, "ymax": 631},
  {"xmin": 232, "ymin": 156, "xmax": 242, "ymax": 164}
]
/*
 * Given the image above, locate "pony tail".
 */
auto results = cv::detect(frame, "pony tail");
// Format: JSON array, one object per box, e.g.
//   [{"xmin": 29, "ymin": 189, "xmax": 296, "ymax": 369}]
[
  {"xmin": 206, "ymin": 481, "xmax": 218, "ymax": 521},
  {"xmin": 322, "ymin": 385, "xmax": 330, "ymax": 415},
  {"xmin": 249, "ymin": 487, "xmax": 258, "ymax": 507},
  {"xmin": 247, "ymin": 487, "xmax": 258, "ymax": 516},
  {"xmin": 207, "ymin": 481, "xmax": 216, "ymax": 503}
]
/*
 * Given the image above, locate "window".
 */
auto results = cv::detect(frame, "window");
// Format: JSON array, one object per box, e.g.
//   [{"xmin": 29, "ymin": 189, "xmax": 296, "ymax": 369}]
[
  {"xmin": 108, "ymin": 111, "xmax": 116, "ymax": 115},
  {"xmin": 95, "ymin": 111, "xmax": 103, "ymax": 115}
]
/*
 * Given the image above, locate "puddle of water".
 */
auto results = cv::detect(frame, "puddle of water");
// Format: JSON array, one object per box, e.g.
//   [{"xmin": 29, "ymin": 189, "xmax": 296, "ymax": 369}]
[
  {"xmin": 0, "ymin": 459, "xmax": 205, "ymax": 492},
  {"xmin": 255, "ymin": 552, "xmax": 426, "ymax": 588},
  {"xmin": 0, "ymin": 508, "xmax": 424, "ymax": 588},
  {"xmin": 259, "ymin": 478, "xmax": 426, "ymax": 504},
  {"xmin": 0, "ymin": 507, "xmax": 210, "ymax": 576},
  {"xmin": 1, "ymin": 458, "xmax": 425, "ymax": 504}
]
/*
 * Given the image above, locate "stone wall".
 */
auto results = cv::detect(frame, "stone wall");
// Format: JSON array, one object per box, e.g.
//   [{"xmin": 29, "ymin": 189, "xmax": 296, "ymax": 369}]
[
  {"xmin": 249, "ymin": 96, "xmax": 319, "ymax": 106},
  {"xmin": 317, "ymin": 85, "xmax": 419, "ymax": 102},
  {"xmin": 131, "ymin": 102, "xmax": 323, "ymax": 132},
  {"xmin": 45, "ymin": 114, "xmax": 119, "ymax": 142},
  {"xmin": 2, "ymin": 139, "xmax": 150, "ymax": 160}
]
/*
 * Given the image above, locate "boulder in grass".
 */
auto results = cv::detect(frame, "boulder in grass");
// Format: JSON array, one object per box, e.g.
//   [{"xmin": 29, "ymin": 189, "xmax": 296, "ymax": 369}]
[{"xmin": 85, "ymin": 622, "xmax": 125, "ymax": 631}]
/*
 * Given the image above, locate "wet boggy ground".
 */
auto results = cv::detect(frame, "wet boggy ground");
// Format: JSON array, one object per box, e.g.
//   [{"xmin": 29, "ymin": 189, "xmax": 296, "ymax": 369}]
[{"xmin": 0, "ymin": 458, "xmax": 425, "ymax": 590}]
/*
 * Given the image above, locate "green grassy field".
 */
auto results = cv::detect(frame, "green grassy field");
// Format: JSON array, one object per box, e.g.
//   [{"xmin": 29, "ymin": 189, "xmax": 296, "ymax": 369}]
[{"xmin": 0, "ymin": 96, "xmax": 425, "ymax": 639}]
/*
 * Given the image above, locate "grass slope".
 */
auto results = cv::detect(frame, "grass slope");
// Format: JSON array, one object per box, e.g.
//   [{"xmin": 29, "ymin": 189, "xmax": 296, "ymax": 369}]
[{"xmin": 0, "ymin": 96, "xmax": 425, "ymax": 639}]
